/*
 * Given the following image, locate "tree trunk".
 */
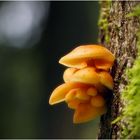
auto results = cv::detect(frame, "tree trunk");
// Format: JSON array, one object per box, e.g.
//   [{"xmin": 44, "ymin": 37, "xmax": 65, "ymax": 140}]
[{"xmin": 98, "ymin": 1, "xmax": 140, "ymax": 139}]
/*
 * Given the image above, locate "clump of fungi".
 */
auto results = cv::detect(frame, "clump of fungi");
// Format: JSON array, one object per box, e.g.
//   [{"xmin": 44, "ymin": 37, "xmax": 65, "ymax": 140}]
[{"xmin": 49, "ymin": 45, "xmax": 115, "ymax": 123}]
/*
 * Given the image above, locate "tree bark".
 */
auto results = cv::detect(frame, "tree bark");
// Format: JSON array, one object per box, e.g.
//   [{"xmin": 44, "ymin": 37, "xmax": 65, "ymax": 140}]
[{"xmin": 98, "ymin": 1, "xmax": 140, "ymax": 139}]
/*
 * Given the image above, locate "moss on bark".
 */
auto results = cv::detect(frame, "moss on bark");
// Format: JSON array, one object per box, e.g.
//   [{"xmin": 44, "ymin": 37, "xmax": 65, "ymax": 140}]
[
  {"xmin": 98, "ymin": 1, "xmax": 140, "ymax": 139},
  {"xmin": 118, "ymin": 4, "xmax": 140, "ymax": 139}
]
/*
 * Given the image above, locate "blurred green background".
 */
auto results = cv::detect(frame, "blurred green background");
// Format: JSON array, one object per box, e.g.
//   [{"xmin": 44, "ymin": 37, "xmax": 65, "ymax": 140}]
[{"xmin": 0, "ymin": 1, "xmax": 99, "ymax": 138}]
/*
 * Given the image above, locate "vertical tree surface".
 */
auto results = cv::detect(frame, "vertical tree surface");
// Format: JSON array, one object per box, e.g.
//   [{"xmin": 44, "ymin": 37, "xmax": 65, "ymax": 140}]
[{"xmin": 98, "ymin": 1, "xmax": 140, "ymax": 139}]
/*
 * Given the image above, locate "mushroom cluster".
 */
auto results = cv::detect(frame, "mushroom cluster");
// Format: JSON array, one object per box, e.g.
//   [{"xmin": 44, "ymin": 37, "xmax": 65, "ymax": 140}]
[{"xmin": 49, "ymin": 45, "xmax": 115, "ymax": 123}]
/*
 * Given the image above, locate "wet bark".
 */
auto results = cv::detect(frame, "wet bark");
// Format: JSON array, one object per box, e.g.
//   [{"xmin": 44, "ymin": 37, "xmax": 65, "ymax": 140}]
[{"xmin": 98, "ymin": 1, "xmax": 140, "ymax": 139}]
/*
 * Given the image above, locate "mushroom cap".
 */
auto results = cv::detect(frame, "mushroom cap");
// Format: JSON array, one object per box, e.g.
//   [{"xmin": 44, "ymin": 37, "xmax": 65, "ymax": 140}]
[
  {"xmin": 63, "ymin": 68, "xmax": 77, "ymax": 83},
  {"xmin": 65, "ymin": 88, "xmax": 90, "ymax": 109},
  {"xmin": 65, "ymin": 88, "xmax": 78, "ymax": 102},
  {"xmin": 63, "ymin": 67, "xmax": 100, "ymax": 86},
  {"xmin": 73, "ymin": 103, "xmax": 106, "ymax": 123},
  {"xmin": 63, "ymin": 67, "xmax": 113, "ymax": 90},
  {"xmin": 49, "ymin": 82, "xmax": 88, "ymax": 105},
  {"xmin": 59, "ymin": 45, "xmax": 115, "ymax": 70},
  {"xmin": 99, "ymin": 71, "xmax": 114, "ymax": 90}
]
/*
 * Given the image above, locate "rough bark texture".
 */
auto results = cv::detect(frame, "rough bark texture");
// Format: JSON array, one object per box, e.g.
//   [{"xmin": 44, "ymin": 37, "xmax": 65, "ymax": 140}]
[{"xmin": 98, "ymin": 1, "xmax": 140, "ymax": 139}]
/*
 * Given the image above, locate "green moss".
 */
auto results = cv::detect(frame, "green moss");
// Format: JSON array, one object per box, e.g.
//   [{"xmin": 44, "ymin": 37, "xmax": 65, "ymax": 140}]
[
  {"xmin": 127, "ymin": 5, "xmax": 140, "ymax": 17},
  {"xmin": 120, "ymin": 47, "xmax": 140, "ymax": 138},
  {"xmin": 113, "ymin": 4, "xmax": 140, "ymax": 139},
  {"xmin": 98, "ymin": 1, "xmax": 111, "ymax": 43}
]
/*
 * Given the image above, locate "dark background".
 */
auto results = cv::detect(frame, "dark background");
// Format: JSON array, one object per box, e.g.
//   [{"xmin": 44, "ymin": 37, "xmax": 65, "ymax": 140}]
[{"xmin": 0, "ymin": 1, "xmax": 99, "ymax": 138}]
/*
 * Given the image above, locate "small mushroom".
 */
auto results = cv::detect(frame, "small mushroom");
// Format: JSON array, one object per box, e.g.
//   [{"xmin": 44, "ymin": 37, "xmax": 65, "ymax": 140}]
[
  {"xmin": 63, "ymin": 67, "xmax": 100, "ymax": 85},
  {"xmin": 49, "ymin": 82, "xmax": 88, "ymax": 105},
  {"xmin": 65, "ymin": 88, "xmax": 78, "ymax": 102},
  {"xmin": 63, "ymin": 67, "xmax": 113, "ymax": 90},
  {"xmin": 59, "ymin": 45, "xmax": 115, "ymax": 70},
  {"xmin": 63, "ymin": 67, "xmax": 77, "ymax": 83},
  {"xmin": 65, "ymin": 88, "xmax": 90, "ymax": 109},
  {"xmin": 73, "ymin": 103, "xmax": 106, "ymax": 123},
  {"xmin": 99, "ymin": 71, "xmax": 114, "ymax": 90}
]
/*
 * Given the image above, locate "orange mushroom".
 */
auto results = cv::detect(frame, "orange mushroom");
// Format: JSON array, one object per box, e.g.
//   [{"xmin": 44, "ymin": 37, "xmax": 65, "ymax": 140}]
[
  {"xmin": 73, "ymin": 103, "xmax": 106, "ymax": 123},
  {"xmin": 63, "ymin": 67, "xmax": 114, "ymax": 90},
  {"xmin": 66, "ymin": 89, "xmax": 90, "ymax": 110},
  {"xmin": 59, "ymin": 45, "xmax": 115, "ymax": 70},
  {"xmin": 98, "ymin": 71, "xmax": 114, "ymax": 90},
  {"xmin": 49, "ymin": 82, "xmax": 107, "ymax": 123},
  {"xmin": 63, "ymin": 67, "xmax": 78, "ymax": 83},
  {"xmin": 63, "ymin": 67, "xmax": 99, "ymax": 85},
  {"xmin": 49, "ymin": 44, "xmax": 115, "ymax": 124},
  {"xmin": 49, "ymin": 82, "xmax": 88, "ymax": 105},
  {"xmin": 65, "ymin": 88, "xmax": 78, "ymax": 102}
]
